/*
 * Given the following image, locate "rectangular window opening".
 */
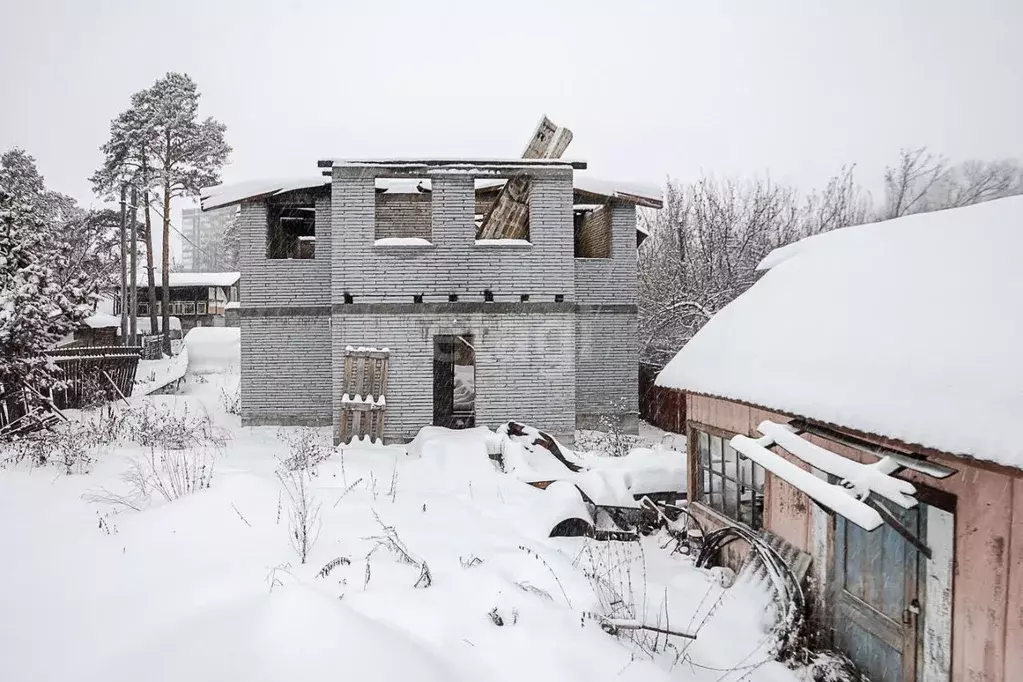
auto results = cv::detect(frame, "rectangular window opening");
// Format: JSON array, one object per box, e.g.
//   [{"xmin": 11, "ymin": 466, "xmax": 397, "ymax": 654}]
[
  {"xmin": 433, "ymin": 334, "xmax": 475, "ymax": 430},
  {"xmin": 574, "ymin": 204, "xmax": 611, "ymax": 258},
  {"xmin": 375, "ymin": 178, "xmax": 432, "ymax": 243},
  {"xmin": 695, "ymin": 428, "xmax": 765, "ymax": 529},
  {"xmin": 267, "ymin": 197, "xmax": 316, "ymax": 259},
  {"xmin": 475, "ymin": 180, "xmax": 532, "ymax": 243}
]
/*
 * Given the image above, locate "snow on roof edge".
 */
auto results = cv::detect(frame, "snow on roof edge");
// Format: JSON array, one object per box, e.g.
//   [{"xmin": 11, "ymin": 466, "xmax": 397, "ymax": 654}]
[
  {"xmin": 202, "ymin": 174, "xmax": 663, "ymax": 210},
  {"xmin": 656, "ymin": 197, "xmax": 1023, "ymax": 469}
]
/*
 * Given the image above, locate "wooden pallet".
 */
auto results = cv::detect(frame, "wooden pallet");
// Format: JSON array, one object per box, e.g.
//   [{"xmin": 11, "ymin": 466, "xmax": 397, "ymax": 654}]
[{"xmin": 338, "ymin": 347, "xmax": 389, "ymax": 444}]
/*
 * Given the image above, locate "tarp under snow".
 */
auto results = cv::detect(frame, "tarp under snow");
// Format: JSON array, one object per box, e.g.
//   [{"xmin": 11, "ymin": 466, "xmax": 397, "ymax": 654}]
[{"xmin": 657, "ymin": 196, "xmax": 1023, "ymax": 469}]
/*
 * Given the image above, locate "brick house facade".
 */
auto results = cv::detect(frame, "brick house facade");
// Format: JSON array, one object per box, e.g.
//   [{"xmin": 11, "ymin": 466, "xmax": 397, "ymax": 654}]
[{"xmin": 203, "ymin": 158, "xmax": 661, "ymax": 443}]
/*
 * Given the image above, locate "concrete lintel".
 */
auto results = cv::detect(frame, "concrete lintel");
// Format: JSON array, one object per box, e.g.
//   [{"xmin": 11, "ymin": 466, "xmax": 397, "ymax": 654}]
[
  {"xmin": 332, "ymin": 302, "xmax": 576, "ymax": 315},
  {"xmin": 241, "ymin": 305, "xmax": 331, "ymax": 318},
  {"xmin": 242, "ymin": 414, "xmax": 332, "ymax": 428},
  {"xmin": 240, "ymin": 302, "xmax": 637, "ymax": 318}
]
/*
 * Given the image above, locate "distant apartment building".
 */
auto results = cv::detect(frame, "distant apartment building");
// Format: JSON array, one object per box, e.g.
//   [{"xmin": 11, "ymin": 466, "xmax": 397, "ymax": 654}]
[{"xmin": 180, "ymin": 205, "xmax": 237, "ymax": 272}]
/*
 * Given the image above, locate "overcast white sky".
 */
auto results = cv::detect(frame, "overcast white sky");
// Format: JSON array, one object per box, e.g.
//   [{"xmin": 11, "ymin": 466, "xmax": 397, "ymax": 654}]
[{"xmin": 2, "ymin": 0, "xmax": 1021, "ymax": 254}]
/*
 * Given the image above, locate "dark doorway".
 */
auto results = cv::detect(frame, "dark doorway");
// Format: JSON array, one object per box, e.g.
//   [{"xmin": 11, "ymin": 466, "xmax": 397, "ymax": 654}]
[{"xmin": 433, "ymin": 335, "xmax": 475, "ymax": 429}]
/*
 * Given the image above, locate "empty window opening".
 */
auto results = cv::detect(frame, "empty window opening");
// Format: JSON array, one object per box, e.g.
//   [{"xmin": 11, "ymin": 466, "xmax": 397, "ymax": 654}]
[
  {"xmin": 554, "ymin": 294, "xmax": 564, "ymax": 303},
  {"xmin": 413, "ymin": 294, "xmax": 424, "ymax": 304},
  {"xmin": 267, "ymin": 199, "xmax": 316, "ymax": 259},
  {"xmin": 574, "ymin": 204, "xmax": 611, "ymax": 258},
  {"xmin": 520, "ymin": 294, "xmax": 530, "ymax": 302},
  {"xmin": 448, "ymin": 293, "xmax": 459, "ymax": 302},
  {"xmin": 475, "ymin": 180, "xmax": 532, "ymax": 242},
  {"xmin": 433, "ymin": 335, "xmax": 475, "ymax": 430},
  {"xmin": 483, "ymin": 289, "xmax": 494, "ymax": 302},
  {"xmin": 343, "ymin": 292, "xmax": 354, "ymax": 304},
  {"xmin": 375, "ymin": 178, "xmax": 432, "ymax": 242}
]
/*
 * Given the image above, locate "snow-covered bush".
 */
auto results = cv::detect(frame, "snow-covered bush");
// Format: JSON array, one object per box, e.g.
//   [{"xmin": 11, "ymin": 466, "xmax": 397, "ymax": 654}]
[
  {"xmin": 366, "ymin": 510, "xmax": 432, "ymax": 588},
  {"xmin": 96, "ymin": 446, "xmax": 217, "ymax": 509},
  {"xmin": 220, "ymin": 385, "xmax": 241, "ymax": 415},
  {"xmin": 277, "ymin": 428, "xmax": 331, "ymax": 475},
  {"xmin": 277, "ymin": 468, "xmax": 321, "ymax": 564},
  {"xmin": 139, "ymin": 447, "xmax": 216, "ymax": 502},
  {"xmin": 2, "ymin": 420, "xmax": 106, "ymax": 474},
  {"xmin": 117, "ymin": 402, "xmax": 228, "ymax": 450}
]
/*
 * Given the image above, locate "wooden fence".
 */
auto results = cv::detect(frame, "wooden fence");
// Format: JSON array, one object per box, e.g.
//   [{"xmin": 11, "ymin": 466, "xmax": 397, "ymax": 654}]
[
  {"xmin": 0, "ymin": 346, "xmax": 142, "ymax": 436},
  {"xmin": 638, "ymin": 362, "xmax": 686, "ymax": 434}
]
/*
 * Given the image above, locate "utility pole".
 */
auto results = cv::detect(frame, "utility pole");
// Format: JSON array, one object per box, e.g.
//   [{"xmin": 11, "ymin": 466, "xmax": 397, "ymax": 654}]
[
  {"xmin": 129, "ymin": 187, "xmax": 139, "ymax": 345},
  {"xmin": 119, "ymin": 183, "xmax": 128, "ymax": 345}
]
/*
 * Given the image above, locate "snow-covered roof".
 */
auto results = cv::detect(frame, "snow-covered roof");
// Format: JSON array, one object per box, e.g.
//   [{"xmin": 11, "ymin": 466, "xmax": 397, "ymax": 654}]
[
  {"xmin": 82, "ymin": 313, "xmax": 121, "ymax": 329},
  {"xmin": 125, "ymin": 271, "xmax": 241, "ymax": 288},
  {"xmin": 572, "ymin": 176, "xmax": 663, "ymax": 208},
  {"xmin": 201, "ymin": 178, "xmax": 330, "ymax": 210},
  {"xmin": 656, "ymin": 196, "xmax": 1023, "ymax": 469},
  {"xmin": 116, "ymin": 316, "xmax": 182, "ymax": 334},
  {"xmin": 201, "ymin": 175, "xmax": 662, "ymax": 210}
]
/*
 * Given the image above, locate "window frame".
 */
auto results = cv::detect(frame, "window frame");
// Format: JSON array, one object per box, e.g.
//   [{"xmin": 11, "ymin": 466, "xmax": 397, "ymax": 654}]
[{"xmin": 689, "ymin": 423, "xmax": 766, "ymax": 529}]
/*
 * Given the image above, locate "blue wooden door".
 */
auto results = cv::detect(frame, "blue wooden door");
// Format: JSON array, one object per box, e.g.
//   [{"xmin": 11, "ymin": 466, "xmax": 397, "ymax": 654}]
[{"xmin": 834, "ymin": 506, "xmax": 921, "ymax": 681}]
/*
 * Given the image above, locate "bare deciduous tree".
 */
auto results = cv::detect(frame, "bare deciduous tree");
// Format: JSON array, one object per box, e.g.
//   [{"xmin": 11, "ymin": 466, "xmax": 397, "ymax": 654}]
[{"xmin": 881, "ymin": 147, "xmax": 1023, "ymax": 218}]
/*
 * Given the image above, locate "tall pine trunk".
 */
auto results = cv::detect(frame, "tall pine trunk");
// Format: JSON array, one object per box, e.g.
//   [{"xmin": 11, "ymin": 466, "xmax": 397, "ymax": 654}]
[
  {"xmin": 143, "ymin": 192, "xmax": 159, "ymax": 344},
  {"xmin": 160, "ymin": 185, "xmax": 172, "ymax": 355}
]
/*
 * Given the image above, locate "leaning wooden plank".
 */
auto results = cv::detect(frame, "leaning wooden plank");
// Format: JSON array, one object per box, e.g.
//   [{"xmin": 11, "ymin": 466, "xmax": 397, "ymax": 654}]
[{"xmin": 476, "ymin": 116, "xmax": 573, "ymax": 240}]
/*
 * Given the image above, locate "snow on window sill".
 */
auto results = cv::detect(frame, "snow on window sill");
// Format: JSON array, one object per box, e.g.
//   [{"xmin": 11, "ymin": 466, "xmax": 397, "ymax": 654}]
[
  {"xmin": 373, "ymin": 237, "xmax": 434, "ymax": 247},
  {"xmin": 473, "ymin": 239, "xmax": 533, "ymax": 247}
]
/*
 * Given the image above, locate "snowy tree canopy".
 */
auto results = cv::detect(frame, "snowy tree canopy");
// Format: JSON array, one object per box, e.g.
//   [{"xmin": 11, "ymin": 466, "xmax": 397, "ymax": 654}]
[
  {"xmin": 639, "ymin": 150, "xmax": 1023, "ymax": 365},
  {"xmin": 0, "ymin": 152, "xmax": 94, "ymax": 393}
]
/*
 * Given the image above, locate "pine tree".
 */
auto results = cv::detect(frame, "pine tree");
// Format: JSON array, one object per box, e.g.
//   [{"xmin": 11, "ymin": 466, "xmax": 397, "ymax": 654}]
[
  {"xmin": 93, "ymin": 74, "xmax": 230, "ymax": 353},
  {"xmin": 92, "ymin": 100, "xmax": 160, "ymax": 340}
]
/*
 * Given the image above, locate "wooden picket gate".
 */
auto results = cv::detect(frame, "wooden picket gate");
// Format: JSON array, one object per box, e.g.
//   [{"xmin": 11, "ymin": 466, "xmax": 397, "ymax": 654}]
[{"xmin": 338, "ymin": 347, "xmax": 390, "ymax": 444}]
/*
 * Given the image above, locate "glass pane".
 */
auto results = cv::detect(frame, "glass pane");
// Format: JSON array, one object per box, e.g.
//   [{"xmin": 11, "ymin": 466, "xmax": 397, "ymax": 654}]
[
  {"xmin": 723, "ymin": 476, "xmax": 739, "ymax": 519},
  {"xmin": 701, "ymin": 467, "xmax": 711, "ymax": 504},
  {"xmin": 752, "ymin": 490, "xmax": 764, "ymax": 529},
  {"xmin": 738, "ymin": 453, "xmax": 753, "ymax": 488},
  {"xmin": 710, "ymin": 435, "xmax": 723, "ymax": 474},
  {"xmin": 708, "ymin": 473, "xmax": 724, "ymax": 514},
  {"xmin": 723, "ymin": 441, "xmax": 738, "ymax": 481},
  {"xmin": 752, "ymin": 461, "xmax": 766, "ymax": 491},
  {"xmin": 698, "ymin": 431, "xmax": 710, "ymax": 467},
  {"xmin": 738, "ymin": 485, "xmax": 752, "ymax": 526}
]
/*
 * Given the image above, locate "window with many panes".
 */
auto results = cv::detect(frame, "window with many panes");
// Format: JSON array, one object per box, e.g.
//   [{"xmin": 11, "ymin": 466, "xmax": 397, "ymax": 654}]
[{"xmin": 694, "ymin": 427, "xmax": 766, "ymax": 528}]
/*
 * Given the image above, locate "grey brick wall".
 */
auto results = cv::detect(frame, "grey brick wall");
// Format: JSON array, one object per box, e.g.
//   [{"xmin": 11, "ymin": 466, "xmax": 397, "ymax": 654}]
[
  {"xmin": 331, "ymin": 171, "xmax": 575, "ymax": 303},
  {"xmin": 332, "ymin": 310, "xmax": 576, "ymax": 441},
  {"xmin": 375, "ymin": 192, "xmax": 432, "ymax": 240},
  {"xmin": 241, "ymin": 313, "xmax": 332, "ymax": 426},
  {"xmin": 237, "ymin": 194, "xmax": 333, "ymax": 426},
  {"xmin": 238, "ymin": 196, "xmax": 332, "ymax": 307},
  {"xmin": 574, "ymin": 203, "xmax": 637, "ymax": 305},
  {"xmin": 236, "ymin": 165, "xmax": 640, "ymax": 440},
  {"xmin": 575, "ymin": 309, "xmax": 638, "ymax": 432}
]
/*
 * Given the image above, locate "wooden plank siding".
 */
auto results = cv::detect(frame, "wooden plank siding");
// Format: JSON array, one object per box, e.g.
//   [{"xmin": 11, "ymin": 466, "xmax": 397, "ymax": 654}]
[
  {"xmin": 1006, "ymin": 476, "xmax": 1023, "ymax": 681},
  {"xmin": 638, "ymin": 364, "xmax": 685, "ymax": 433},
  {"xmin": 685, "ymin": 391, "xmax": 1023, "ymax": 682}
]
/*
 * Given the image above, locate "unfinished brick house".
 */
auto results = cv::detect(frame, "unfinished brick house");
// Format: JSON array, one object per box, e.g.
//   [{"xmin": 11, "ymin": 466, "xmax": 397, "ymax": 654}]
[{"xmin": 201, "ymin": 136, "xmax": 660, "ymax": 444}]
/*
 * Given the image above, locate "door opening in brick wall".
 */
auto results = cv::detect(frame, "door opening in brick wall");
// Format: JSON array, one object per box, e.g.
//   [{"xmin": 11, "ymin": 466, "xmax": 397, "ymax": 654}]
[{"xmin": 433, "ymin": 335, "xmax": 475, "ymax": 429}]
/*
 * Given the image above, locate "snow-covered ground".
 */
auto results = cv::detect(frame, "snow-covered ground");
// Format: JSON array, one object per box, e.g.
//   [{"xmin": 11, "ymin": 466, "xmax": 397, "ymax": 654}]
[{"xmin": 0, "ymin": 337, "xmax": 811, "ymax": 682}]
